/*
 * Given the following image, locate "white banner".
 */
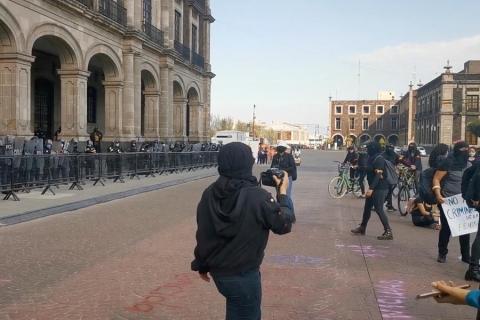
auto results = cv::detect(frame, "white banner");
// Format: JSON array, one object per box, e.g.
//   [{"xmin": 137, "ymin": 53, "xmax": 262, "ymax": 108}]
[{"xmin": 441, "ymin": 194, "xmax": 479, "ymax": 237}]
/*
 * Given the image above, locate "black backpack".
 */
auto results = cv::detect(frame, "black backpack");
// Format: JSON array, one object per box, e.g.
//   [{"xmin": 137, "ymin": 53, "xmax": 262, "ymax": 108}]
[{"xmin": 418, "ymin": 167, "xmax": 437, "ymax": 205}]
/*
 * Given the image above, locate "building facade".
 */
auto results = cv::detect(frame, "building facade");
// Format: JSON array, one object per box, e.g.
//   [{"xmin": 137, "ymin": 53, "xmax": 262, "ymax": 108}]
[
  {"xmin": 0, "ymin": 0, "xmax": 214, "ymax": 143},
  {"xmin": 398, "ymin": 84, "xmax": 416, "ymax": 146},
  {"xmin": 329, "ymin": 99, "xmax": 400, "ymax": 146},
  {"xmin": 415, "ymin": 61, "xmax": 480, "ymax": 147}
]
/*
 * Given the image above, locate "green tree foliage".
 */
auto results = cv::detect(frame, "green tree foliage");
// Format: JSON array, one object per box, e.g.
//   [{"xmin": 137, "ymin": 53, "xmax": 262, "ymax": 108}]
[
  {"xmin": 468, "ymin": 120, "xmax": 480, "ymax": 138},
  {"xmin": 210, "ymin": 115, "xmax": 234, "ymax": 137}
]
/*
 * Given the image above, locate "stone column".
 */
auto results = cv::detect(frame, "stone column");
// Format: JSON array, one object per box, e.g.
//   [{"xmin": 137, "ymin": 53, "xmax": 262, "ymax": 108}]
[
  {"xmin": 159, "ymin": 57, "xmax": 174, "ymax": 140},
  {"xmin": 168, "ymin": 65, "xmax": 174, "ymax": 137},
  {"xmin": 57, "ymin": 69, "xmax": 90, "ymax": 140},
  {"xmin": 133, "ymin": 52, "xmax": 142, "ymax": 137},
  {"xmin": 161, "ymin": 0, "xmax": 174, "ymax": 48},
  {"xmin": 123, "ymin": 0, "xmax": 142, "ymax": 30},
  {"xmin": 202, "ymin": 7, "xmax": 214, "ymax": 72},
  {"xmin": 203, "ymin": 77, "xmax": 212, "ymax": 141},
  {"xmin": 122, "ymin": 51, "xmax": 135, "ymax": 138},
  {"xmin": 173, "ymin": 98, "xmax": 187, "ymax": 140},
  {"xmin": 0, "ymin": 53, "xmax": 35, "ymax": 136},
  {"xmin": 197, "ymin": 103, "xmax": 204, "ymax": 141},
  {"xmin": 143, "ymin": 91, "xmax": 160, "ymax": 139},
  {"xmin": 102, "ymin": 81, "xmax": 124, "ymax": 139}
]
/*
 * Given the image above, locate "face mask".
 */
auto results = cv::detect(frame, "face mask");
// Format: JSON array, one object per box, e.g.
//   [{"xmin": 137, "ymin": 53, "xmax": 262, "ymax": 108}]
[
  {"xmin": 470, "ymin": 153, "xmax": 476, "ymax": 157},
  {"xmin": 115, "ymin": 143, "xmax": 120, "ymax": 147}
]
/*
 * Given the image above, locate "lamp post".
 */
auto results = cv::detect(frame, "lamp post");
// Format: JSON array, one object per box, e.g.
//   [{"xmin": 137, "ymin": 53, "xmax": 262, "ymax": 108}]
[{"xmin": 252, "ymin": 105, "xmax": 256, "ymax": 139}]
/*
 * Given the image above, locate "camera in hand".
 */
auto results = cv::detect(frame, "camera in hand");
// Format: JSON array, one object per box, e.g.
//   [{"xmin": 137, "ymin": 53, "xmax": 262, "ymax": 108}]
[{"xmin": 260, "ymin": 168, "xmax": 285, "ymax": 187}]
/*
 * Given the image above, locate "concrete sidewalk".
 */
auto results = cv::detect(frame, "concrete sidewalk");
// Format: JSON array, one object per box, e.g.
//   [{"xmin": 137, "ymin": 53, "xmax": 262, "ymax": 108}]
[{"xmin": 0, "ymin": 168, "xmax": 219, "ymax": 226}]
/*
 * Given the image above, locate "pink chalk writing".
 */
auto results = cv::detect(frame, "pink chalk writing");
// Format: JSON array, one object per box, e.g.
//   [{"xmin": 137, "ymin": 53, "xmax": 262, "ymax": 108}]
[
  {"xmin": 127, "ymin": 273, "xmax": 197, "ymax": 313},
  {"xmin": 336, "ymin": 244, "xmax": 389, "ymax": 258},
  {"xmin": 0, "ymin": 279, "xmax": 11, "ymax": 283},
  {"xmin": 376, "ymin": 280, "xmax": 411, "ymax": 319}
]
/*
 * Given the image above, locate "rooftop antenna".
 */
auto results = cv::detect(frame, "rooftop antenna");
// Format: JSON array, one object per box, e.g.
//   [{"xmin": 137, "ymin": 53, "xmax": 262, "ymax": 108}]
[
  {"xmin": 413, "ymin": 65, "xmax": 416, "ymax": 88},
  {"xmin": 358, "ymin": 61, "xmax": 361, "ymax": 100}
]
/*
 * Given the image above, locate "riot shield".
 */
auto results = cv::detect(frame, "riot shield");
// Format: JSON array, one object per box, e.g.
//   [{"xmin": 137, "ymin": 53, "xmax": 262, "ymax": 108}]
[
  {"xmin": 13, "ymin": 137, "xmax": 25, "ymax": 169},
  {"xmin": 24, "ymin": 140, "xmax": 36, "ymax": 170},
  {"xmin": 51, "ymin": 141, "xmax": 63, "ymax": 170},
  {"xmin": 34, "ymin": 139, "xmax": 45, "ymax": 174}
]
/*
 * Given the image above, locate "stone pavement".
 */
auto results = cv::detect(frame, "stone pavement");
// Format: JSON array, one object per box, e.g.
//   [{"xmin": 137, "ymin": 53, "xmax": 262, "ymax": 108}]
[
  {"xmin": 0, "ymin": 167, "xmax": 219, "ymax": 226},
  {"xmin": 0, "ymin": 150, "xmax": 477, "ymax": 319}
]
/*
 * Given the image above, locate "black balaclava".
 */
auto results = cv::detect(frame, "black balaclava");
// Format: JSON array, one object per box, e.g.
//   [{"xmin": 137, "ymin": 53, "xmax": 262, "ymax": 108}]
[
  {"xmin": 217, "ymin": 142, "xmax": 255, "ymax": 180},
  {"xmin": 453, "ymin": 141, "xmax": 469, "ymax": 166},
  {"xmin": 367, "ymin": 141, "xmax": 381, "ymax": 157},
  {"xmin": 277, "ymin": 146, "xmax": 287, "ymax": 153},
  {"xmin": 385, "ymin": 144, "xmax": 396, "ymax": 157}
]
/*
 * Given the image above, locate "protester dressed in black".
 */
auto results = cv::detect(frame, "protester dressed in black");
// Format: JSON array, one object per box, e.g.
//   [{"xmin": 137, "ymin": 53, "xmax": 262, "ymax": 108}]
[
  {"xmin": 343, "ymin": 146, "xmax": 359, "ymax": 180},
  {"xmin": 192, "ymin": 142, "xmax": 294, "ymax": 320},
  {"xmin": 433, "ymin": 141, "xmax": 470, "ymax": 264},
  {"xmin": 351, "ymin": 141, "xmax": 393, "ymax": 240},
  {"xmin": 354, "ymin": 147, "xmax": 368, "ymax": 197},
  {"xmin": 383, "ymin": 144, "xmax": 403, "ymax": 211}
]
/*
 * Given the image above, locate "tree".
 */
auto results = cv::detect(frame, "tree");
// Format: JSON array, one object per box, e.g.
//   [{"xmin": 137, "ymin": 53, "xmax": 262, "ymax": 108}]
[
  {"xmin": 235, "ymin": 120, "xmax": 250, "ymax": 132},
  {"xmin": 210, "ymin": 115, "xmax": 234, "ymax": 137},
  {"xmin": 468, "ymin": 120, "xmax": 480, "ymax": 138}
]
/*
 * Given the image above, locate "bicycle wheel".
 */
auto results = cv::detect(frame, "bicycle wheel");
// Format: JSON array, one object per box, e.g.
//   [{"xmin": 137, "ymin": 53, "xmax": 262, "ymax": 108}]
[
  {"xmin": 328, "ymin": 177, "xmax": 346, "ymax": 199},
  {"xmin": 352, "ymin": 180, "xmax": 363, "ymax": 198},
  {"xmin": 392, "ymin": 185, "xmax": 399, "ymax": 198},
  {"xmin": 397, "ymin": 186, "xmax": 410, "ymax": 216}
]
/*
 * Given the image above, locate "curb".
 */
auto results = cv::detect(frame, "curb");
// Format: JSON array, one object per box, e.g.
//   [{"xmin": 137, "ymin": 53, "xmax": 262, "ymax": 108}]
[{"xmin": 0, "ymin": 172, "xmax": 218, "ymax": 227}]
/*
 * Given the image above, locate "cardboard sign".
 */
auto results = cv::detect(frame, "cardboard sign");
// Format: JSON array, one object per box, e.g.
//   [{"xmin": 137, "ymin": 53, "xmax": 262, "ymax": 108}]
[{"xmin": 441, "ymin": 194, "xmax": 479, "ymax": 237}]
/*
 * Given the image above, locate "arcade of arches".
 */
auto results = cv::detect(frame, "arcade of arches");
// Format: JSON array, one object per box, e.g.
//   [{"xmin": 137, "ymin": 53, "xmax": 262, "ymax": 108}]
[{"xmin": 0, "ymin": 13, "xmax": 210, "ymax": 142}]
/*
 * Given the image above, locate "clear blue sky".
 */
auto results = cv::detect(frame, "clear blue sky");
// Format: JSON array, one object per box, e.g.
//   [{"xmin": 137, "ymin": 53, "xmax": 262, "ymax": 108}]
[{"xmin": 210, "ymin": 0, "xmax": 480, "ymax": 134}]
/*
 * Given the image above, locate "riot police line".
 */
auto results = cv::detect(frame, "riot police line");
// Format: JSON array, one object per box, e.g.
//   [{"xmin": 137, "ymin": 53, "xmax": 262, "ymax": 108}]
[{"xmin": 0, "ymin": 136, "xmax": 221, "ymax": 202}]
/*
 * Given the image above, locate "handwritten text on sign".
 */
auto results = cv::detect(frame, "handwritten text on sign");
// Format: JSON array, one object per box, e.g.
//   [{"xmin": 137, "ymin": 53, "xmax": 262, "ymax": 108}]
[{"xmin": 441, "ymin": 194, "xmax": 479, "ymax": 237}]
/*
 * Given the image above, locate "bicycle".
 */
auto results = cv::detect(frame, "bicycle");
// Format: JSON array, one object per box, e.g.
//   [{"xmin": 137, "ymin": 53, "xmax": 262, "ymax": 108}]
[
  {"xmin": 328, "ymin": 161, "xmax": 363, "ymax": 199},
  {"xmin": 396, "ymin": 166, "xmax": 417, "ymax": 216}
]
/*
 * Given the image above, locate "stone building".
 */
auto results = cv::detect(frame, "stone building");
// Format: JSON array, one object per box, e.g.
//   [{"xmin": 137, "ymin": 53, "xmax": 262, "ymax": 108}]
[
  {"xmin": 329, "ymin": 99, "xmax": 400, "ymax": 146},
  {"xmin": 0, "ymin": 0, "xmax": 214, "ymax": 143},
  {"xmin": 415, "ymin": 60, "xmax": 480, "ymax": 147},
  {"xmin": 398, "ymin": 83, "xmax": 416, "ymax": 146}
]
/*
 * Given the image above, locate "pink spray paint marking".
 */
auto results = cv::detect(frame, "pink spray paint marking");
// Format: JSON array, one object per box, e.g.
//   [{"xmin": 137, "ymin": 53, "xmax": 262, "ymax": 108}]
[
  {"xmin": 376, "ymin": 280, "xmax": 412, "ymax": 319},
  {"xmin": 346, "ymin": 245, "xmax": 389, "ymax": 258},
  {"xmin": 0, "ymin": 279, "xmax": 11, "ymax": 283}
]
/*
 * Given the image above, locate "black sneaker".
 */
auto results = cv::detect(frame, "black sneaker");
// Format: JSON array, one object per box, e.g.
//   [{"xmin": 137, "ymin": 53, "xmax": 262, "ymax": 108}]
[{"xmin": 387, "ymin": 207, "xmax": 397, "ymax": 212}]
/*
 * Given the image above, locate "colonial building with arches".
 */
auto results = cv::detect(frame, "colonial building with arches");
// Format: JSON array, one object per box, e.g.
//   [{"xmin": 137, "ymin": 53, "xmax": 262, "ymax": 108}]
[
  {"xmin": 0, "ymin": 0, "xmax": 214, "ymax": 142},
  {"xmin": 329, "ymin": 98, "xmax": 400, "ymax": 147}
]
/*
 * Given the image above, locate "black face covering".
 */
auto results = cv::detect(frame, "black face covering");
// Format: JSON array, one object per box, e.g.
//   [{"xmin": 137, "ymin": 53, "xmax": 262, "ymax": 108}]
[
  {"xmin": 453, "ymin": 141, "xmax": 469, "ymax": 166},
  {"xmin": 367, "ymin": 141, "xmax": 381, "ymax": 156},
  {"xmin": 277, "ymin": 146, "xmax": 287, "ymax": 153}
]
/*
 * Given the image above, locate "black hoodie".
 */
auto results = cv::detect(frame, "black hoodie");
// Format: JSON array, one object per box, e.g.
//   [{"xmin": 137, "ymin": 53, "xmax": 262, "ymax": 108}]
[{"xmin": 191, "ymin": 142, "xmax": 293, "ymax": 277}]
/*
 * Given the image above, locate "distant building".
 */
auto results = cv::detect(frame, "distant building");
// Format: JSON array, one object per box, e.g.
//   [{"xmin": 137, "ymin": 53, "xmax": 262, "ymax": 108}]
[
  {"xmin": 415, "ymin": 60, "xmax": 480, "ymax": 146},
  {"xmin": 398, "ymin": 84, "xmax": 417, "ymax": 146},
  {"xmin": 269, "ymin": 122, "xmax": 309, "ymax": 145},
  {"xmin": 377, "ymin": 91, "xmax": 396, "ymax": 100},
  {"xmin": 329, "ymin": 99, "xmax": 400, "ymax": 146}
]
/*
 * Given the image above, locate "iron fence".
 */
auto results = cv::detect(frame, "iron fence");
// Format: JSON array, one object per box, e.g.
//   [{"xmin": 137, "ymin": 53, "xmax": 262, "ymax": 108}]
[
  {"xmin": 99, "ymin": 0, "xmax": 127, "ymax": 27},
  {"xmin": 0, "ymin": 151, "xmax": 218, "ymax": 201}
]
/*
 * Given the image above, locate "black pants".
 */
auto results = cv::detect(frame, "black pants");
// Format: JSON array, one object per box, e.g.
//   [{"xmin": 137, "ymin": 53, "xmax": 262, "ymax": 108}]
[
  {"xmin": 357, "ymin": 169, "xmax": 367, "ymax": 194},
  {"xmin": 385, "ymin": 184, "xmax": 396, "ymax": 208},
  {"xmin": 471, "ymin": 209, "xmax": 480, "ymax": 266},
  {"xmin": 361, "ymin": 189, "xmax": 390, "ymax": 229},
  {"xmin": 349, "ymin": 167, "xmax": 355, "ymax": 180},
  {"xmin": 438, "ymin": 205, "xmax": 470, "ymax": 256},
  {"xmin": 412, "ymin": 214, "xmax": 435, "ymax": 228}
]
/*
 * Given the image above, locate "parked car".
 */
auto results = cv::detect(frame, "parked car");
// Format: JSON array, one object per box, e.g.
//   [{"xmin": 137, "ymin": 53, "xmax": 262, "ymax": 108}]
[{"xmin": 417, "ymin": 146, "xmax": 427, "ymax": 157}]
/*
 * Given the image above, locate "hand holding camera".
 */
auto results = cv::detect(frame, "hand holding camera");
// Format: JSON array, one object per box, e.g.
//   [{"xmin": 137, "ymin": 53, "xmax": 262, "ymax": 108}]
[{"xmin": 273, "ymin": 171, "xmax": 289, "ymax": 195}]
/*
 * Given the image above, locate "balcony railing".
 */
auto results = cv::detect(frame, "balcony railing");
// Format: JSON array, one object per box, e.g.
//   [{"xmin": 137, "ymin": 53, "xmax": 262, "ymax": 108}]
[
  {"xmin": 174, "ymin": 40, "xmax": 191, "ymax": 61},
  {"xmin": 192, "ymin": 51, "xmax": 204, "ymax": 69},
  {"xmin": 99, "ymin": 0, "xmax": 127, "ymax": 27},
  {"xmin": 75, "ymin": 0, "xmax": 87, "ymax": 5},
  {"xmin": 143, "ymin": 21, "xmax": 164, "ymax": 46}
]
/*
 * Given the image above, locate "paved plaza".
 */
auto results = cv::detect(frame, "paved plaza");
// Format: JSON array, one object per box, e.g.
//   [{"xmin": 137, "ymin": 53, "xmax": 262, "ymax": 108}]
[{"xmin": 0, "ymin": 150, "xmax": 477, "ymax": 319}]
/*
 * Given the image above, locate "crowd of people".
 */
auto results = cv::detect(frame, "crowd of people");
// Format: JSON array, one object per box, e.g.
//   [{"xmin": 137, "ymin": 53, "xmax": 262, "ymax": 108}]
[{"xmin": 340, "ymin": 140, "xmax": 480, "ymax": 312}]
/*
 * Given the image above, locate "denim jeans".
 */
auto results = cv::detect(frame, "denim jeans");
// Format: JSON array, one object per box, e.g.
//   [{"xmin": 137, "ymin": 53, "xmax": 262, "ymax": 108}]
[
  {"xmin": 213, "ymin": 268, "xmax": 262, "ymax": 320},
  {"xmin": 287, "ymin": 176, "xmax": 295, "ymax": 214}
]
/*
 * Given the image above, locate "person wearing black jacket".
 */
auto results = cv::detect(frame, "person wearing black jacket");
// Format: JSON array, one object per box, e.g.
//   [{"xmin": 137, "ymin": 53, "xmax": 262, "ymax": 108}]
[
  {"xmin": 462, "ymin": 161, "xmax": 480, "ymax": 282},
  {"xmin": 271, "ymin": 140, "xmax": 297, "ymax": 216},
  {"xmin": 383, "ymin": 144, "xmax": 403, "ymax": 212},
  {"xmin": 343, "ymin": 146, "xmax": 359, "ymax": 181},
  {"xmin": 351, "ymin": 141, "xmax": 393, "ymax": 240},
  {"xmin": 353, "ymin": 146, "xmax": 368, "ymax": 197},
  {"xmin": 191, "ymin": 142, "xmax": 294, "ymax": 320}
]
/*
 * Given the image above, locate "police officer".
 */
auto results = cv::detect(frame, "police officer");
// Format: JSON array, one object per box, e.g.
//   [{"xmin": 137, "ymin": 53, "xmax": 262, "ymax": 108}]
[{"xmin": 84, "ymin": 140, "xmax": 96, "ymax": 179}]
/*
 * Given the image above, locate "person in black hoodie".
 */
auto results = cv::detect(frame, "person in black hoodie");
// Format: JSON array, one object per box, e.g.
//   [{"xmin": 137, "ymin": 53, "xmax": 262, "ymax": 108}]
[
  {"xmin": 351, "ymin": 141, "xmax": 393, "ymax": 240},
  {"xmin": 191, "ymin": 142, "xmax": 294, "ymax": 320},
  {"xmin": 271, "ymin": 140, "xmax": 297, "ymax": 216},
  {"xmin": 343, "ymin": 146, "xmax": 359, "ymax": 181},
  {"xmin": 353, "ymin": 146, "xmax": 368, "ymax": 197}
]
